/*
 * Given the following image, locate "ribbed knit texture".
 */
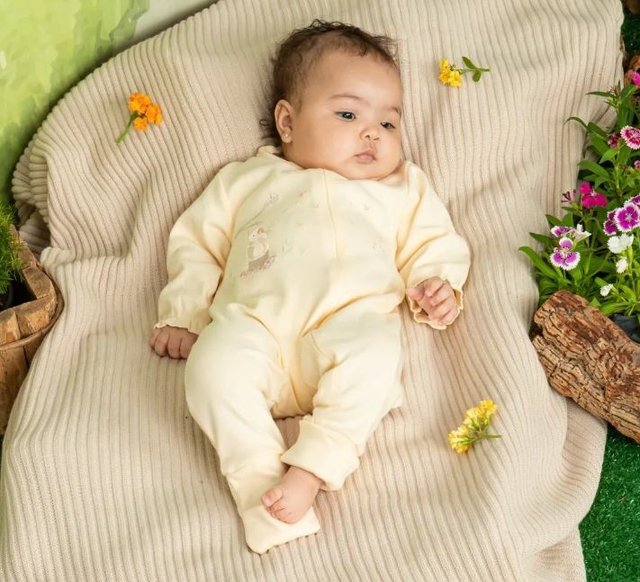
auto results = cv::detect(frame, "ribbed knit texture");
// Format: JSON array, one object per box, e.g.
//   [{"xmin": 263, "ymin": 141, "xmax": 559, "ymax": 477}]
[{"xmin": 1, "ymin": 1, "xmax": 623, "ymax": 580}]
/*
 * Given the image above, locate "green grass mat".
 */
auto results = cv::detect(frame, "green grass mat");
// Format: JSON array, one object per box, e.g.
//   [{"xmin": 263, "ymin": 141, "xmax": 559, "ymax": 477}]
[{"xmin": 581, "ymin": 426, "xmax": 640, "ymax": 581}]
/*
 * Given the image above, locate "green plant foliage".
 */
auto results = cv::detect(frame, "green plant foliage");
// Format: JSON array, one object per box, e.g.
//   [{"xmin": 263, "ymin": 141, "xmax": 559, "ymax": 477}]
[
  {"xmin": 520, "ymin": 83, "xmax": 640, "ymax": 323},
  {"xmin": 0, "ymin": 203, "xmax": 24, "ymax": 298}
]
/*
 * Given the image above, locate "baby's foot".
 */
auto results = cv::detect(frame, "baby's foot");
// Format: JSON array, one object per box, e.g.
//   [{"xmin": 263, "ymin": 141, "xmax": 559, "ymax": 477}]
[{"xmin": 261, "ymin": 466, "xmax": 322, "ymax": 524}]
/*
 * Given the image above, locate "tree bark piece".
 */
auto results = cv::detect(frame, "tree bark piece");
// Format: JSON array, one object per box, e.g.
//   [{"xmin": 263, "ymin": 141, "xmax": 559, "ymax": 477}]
[{"xmin": 531, "ymin": 290, "xmax": 640, "ymax": 442}]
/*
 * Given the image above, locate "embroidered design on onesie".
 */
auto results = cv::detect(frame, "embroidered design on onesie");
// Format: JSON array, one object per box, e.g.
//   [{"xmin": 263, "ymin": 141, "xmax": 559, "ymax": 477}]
[{"xmin": 241, "ymin": 226, "xmax": 275, "ymax": 277}]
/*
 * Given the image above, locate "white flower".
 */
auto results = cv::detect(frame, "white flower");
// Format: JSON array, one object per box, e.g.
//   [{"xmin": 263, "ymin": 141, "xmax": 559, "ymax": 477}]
[
  {"xmin": 600, "ymin": 284, "xmax": 613, "ymax": 297},
  {"xmin": 607, "ymin": 233, "xmax": 634, "ymax": 254},
  {"xmin": 616, "ymin": 257, "xmax": 629, "ymax": 273},
  {"xmin": 572, "ymin": 224, "xmax": 591, "ymax": 243}
]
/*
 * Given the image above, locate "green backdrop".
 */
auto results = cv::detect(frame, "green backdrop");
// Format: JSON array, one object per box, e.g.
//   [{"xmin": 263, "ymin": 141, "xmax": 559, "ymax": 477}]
[{"xmin": 0, "ymin": 0, "xmax": 150, "ymax": 205}]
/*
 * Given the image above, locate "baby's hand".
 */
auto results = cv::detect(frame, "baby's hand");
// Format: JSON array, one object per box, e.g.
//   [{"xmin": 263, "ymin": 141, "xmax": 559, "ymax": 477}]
[
  {"xmin": 406, "ymin": 277, "xmax": 459, "ymax": 326},
  {"xmin": 149, "ymin": 325, "xmax": 197, "ymax": 359}
]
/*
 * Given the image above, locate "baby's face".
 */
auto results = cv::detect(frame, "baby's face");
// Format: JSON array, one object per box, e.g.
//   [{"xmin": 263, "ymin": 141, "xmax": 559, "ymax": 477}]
[{"xmin": 277, "ymin": 50, "xmax": 403, "ymax": 181}]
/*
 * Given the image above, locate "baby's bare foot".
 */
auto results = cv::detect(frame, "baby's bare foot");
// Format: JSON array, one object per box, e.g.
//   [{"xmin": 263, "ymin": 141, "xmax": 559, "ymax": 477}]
[{"xmin": 261, "ymin": 466, "xmax": 322, "ymax": 524}]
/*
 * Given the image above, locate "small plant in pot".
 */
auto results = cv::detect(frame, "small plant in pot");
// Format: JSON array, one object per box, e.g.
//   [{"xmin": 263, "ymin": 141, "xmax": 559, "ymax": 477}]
[
  {"xmin": 0, "ymin": 202, "xmax": 24, "ymax": 311},
  {"xmin": 520, "ymin": 79, "xmax": 640, "ymax": 343}
]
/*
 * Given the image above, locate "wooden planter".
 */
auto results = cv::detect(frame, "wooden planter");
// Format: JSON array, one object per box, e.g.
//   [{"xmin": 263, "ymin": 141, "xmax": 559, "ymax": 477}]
[
  {"xmin": 531, "ymin": 290, "xmax": 640, "ymax": 443},
  {"xmin": 0, "ymin": 231, "xmax": 63, "ymax": 434}
]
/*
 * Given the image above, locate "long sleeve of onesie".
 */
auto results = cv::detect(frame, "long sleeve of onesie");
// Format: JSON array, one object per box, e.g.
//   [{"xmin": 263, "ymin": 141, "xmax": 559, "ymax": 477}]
[
  {"xmin": 155, "ymin": 170, "xmax": 235, "ymax": 334},
  {"xmin": 396, "ymin": 163, "xmax": 471, "ymax": 329}
]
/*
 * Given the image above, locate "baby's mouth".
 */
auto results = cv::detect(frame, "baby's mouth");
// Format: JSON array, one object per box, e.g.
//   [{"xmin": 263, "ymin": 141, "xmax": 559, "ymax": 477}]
[{"xmin": 356, "ymin": 149, "xmax": 376, "ymax": 162}]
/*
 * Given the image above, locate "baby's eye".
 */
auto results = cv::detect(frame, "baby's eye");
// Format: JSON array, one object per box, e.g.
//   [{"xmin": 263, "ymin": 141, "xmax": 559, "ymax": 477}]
[
  {"xmin": 381, "ymin": 122, "xmax": 396, "ymax": 130},
  {"xmin": 337, "ymin": 111, "xmax": 355, "ymax": 120}
]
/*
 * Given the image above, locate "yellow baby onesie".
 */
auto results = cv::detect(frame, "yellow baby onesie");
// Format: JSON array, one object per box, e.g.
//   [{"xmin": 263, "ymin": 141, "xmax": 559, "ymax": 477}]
[{"xmin": 156, "ymin": 146, "xmax": 471, "ymax": 553}]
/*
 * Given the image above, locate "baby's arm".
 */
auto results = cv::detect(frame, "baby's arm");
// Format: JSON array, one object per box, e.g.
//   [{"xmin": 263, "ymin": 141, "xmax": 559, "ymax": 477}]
[
  {"xmin": 149, "ymin": 326, "xmax": 197, "ymax": 359},
  {"xmin": 406, "ymin": 277, "xmax": 459, "ymax": 327}
]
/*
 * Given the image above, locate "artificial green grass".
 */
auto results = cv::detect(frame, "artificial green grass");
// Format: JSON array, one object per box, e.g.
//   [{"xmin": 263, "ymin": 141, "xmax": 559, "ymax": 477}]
[{"xmin": 581, "ymin": 426, "xmax": 640, "ymax": 582}]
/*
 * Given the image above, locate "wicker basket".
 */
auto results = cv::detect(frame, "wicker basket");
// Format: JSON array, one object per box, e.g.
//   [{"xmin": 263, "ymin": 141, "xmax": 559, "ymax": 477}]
[{"xmin": 0, "ymin": 233, "xmax": 63, "ymax": 434}]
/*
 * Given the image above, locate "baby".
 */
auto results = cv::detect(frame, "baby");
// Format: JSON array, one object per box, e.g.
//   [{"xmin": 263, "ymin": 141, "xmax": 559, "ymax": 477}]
[{"xmin": 149, "ymin": 20, "xmax": 470, "ymax": 554}]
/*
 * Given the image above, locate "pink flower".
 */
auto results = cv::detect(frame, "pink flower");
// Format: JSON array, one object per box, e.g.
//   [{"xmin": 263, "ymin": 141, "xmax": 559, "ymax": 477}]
[
  {"xmin": 609, "ymin": 133, "xmax": 620, "ymax": 148},
  {"xmin": 581, "ymin": 192, "xmax": 608, "ymax": 208},
  {"xmin": 634, "ymin": 160, "xmax": 640, "ymax": 169},
  {"xmin": 579, "ymin": 182, "xmax": 592, "ymax": 195},
  {"xmin": 620, "ymin": 125, "xmax": 640, "ymax": 150},
  {"xmin": 632, "ymin": 71, "xmax": 640, "ymax": 87}
]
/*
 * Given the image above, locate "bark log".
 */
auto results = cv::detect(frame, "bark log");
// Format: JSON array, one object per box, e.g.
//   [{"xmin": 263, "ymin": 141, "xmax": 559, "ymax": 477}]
[{"xmin": 531, "ymin": 290, "xmax": 640, "ymax": 442}]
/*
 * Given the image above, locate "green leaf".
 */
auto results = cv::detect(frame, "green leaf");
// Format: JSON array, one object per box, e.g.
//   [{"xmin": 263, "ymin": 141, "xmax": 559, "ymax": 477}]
[
  {"xmin": 462, "ymin": 56, "xmax": 476, "ymax": 69},
  {"xmin": 472, "ymin": 71, "xmax": 481, "ymax": 83},
  {"xmin": 566, "ymin": 116, "xmax": 587, "ymax": 129},
  {"xmin": 586, "ymin": 91, "xmax": 615, "ymax": 98},
  {"xmin": 545, "ymin": 214, "xmax": 564, "ymax": 227},
  {"xmin": 600, "ymin": 302, "xmax": 629, "ymax": 316},
  {"xmin": 586, "ymin": 122, "xmax": 608, "ymax": 139},
  {"xmin": 529, "ymin": 232, "xmax": 553, "ymax": 246},
  {"xmin": 578, "ymin": 160, "xmax": 612, "ymax": 180},
  {"xmin": 589, "ymin": 135, "xmax": 609, "ymax": 156},
  {"xmin": 519, "ymin": 246, "xmax": 562, "ymax": 280},
  {"xmin": 599, "ymin": 147, "xmax": 618, "ymax": 163}
]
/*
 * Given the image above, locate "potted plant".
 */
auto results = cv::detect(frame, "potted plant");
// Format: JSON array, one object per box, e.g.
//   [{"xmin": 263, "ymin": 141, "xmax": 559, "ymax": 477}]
[
  {"xmin": 0, "ymin": 202, "xmax": 62, "ymax": 434},
  {"xmin": 0, "ymin": 201, "xmax": 25, "ymax": 309},
  {"xmin": 520, "ymin": 77, "xmax": 640, "ymax": 442}
]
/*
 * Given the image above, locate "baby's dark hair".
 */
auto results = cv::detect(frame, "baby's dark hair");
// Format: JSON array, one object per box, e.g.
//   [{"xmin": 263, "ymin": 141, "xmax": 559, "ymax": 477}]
[{"xmin": 261, "ymin": 20, "xmax": 399, "ymax": 142}]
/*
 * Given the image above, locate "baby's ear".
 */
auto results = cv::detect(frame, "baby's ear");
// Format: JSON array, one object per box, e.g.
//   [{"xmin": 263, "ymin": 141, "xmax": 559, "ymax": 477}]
[{"xmin": 274, "ymin": 99, "xmax": 294, "ymax": 143}]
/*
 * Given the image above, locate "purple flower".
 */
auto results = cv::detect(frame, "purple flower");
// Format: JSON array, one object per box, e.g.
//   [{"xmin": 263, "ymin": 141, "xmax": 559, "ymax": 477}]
[
  {"xmin": 620, "ymin": 126, "xmax": 640, "ymax": 149},
  {"xmin": 550, "ymin": 226, "xmax": 572, "ymax": 237},
  {"xmin": 603, "ymin": 219, "xmax": 618, "ymax": 235},
  {"xmin": 630, "ymin": 194, "xmax": 640, "ymax": 205},
  {"xmin": 633, "ymin": 71, "xmax": 640, "ymax": 87},
  {"xmin": 614, "ymin": 202, "xmax": 640, "ymax": 232},
  {"xmin": 550, "ymin": 237, "xmax": 580, "ymax": 270}
]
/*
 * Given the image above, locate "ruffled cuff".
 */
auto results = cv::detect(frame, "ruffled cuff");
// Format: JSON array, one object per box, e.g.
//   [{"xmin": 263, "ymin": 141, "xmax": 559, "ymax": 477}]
[{"xmin": 406, "ymin": 286, "xmax": 464, "ymax": 330}]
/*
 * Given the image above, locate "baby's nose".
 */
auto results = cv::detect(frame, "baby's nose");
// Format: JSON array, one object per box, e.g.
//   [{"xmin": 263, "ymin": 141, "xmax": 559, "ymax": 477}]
[{"xmin": 362, "ymin": 125, "xmax": 380, "ymax": 140}]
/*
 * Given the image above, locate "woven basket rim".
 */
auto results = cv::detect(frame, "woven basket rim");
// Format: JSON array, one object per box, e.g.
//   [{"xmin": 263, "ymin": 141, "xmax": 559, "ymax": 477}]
[{"xmin": 0, "ymin": 288, "xmax": 64, "ymax": 352}]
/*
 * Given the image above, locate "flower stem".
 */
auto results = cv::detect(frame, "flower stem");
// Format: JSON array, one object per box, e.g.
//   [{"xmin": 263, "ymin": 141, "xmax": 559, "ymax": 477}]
[{"xmin": 116, "ymin": 113, "xmax": 137, "ymax": 143}]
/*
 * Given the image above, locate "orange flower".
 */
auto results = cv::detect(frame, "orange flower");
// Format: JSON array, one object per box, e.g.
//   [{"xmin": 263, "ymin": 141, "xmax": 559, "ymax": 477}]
[
  {"xmin": 133, "ymin": 116, "xmax": 149, "ymax": 131},
  {"xmin": 128, "ymin": 92, "xmax": 151, "ymax": 114},
  {"xmin": 117, "ymin": 92, "xmax": 164, "ymax": 143},
  {"xmin": 144, "ymin": 103, "xmax": 163, "ymax": 125}
]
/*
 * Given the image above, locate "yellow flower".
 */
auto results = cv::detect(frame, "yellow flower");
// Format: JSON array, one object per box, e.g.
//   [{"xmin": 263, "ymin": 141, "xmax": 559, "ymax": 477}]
[
  {"xmin": 448, "ymin": 399, "xmax": 501, "ymax": 454},
  {"xmin": 439, "ymin": 59, "xmax": 452, "ymax": 84},
  {"xmin": 117, "ymin": 92, "xmax": 164, "ymax": 143},
  {"xmin": 438, "ymin": 56, "xmax": 490, "ymax": 87},
  {"xmin": 446, "ymin": 70, "xmax": 462, "ymax": 88}
]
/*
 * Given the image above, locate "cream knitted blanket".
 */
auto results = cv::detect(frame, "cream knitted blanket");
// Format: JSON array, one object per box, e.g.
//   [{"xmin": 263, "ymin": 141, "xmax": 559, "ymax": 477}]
[{"xmin": 1, "ymin": 0, "xmax": 623, "ymax": 580}]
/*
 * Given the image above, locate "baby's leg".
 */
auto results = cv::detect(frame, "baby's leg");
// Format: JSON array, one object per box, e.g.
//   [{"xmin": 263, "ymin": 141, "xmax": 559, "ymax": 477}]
[
  {"xmin": 185, "ymin": 314, "xmax": 320, "ymax": 553},
  {"xmin": 279, "ymin": 308, "xmax": 403, "ymax": 496}
]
